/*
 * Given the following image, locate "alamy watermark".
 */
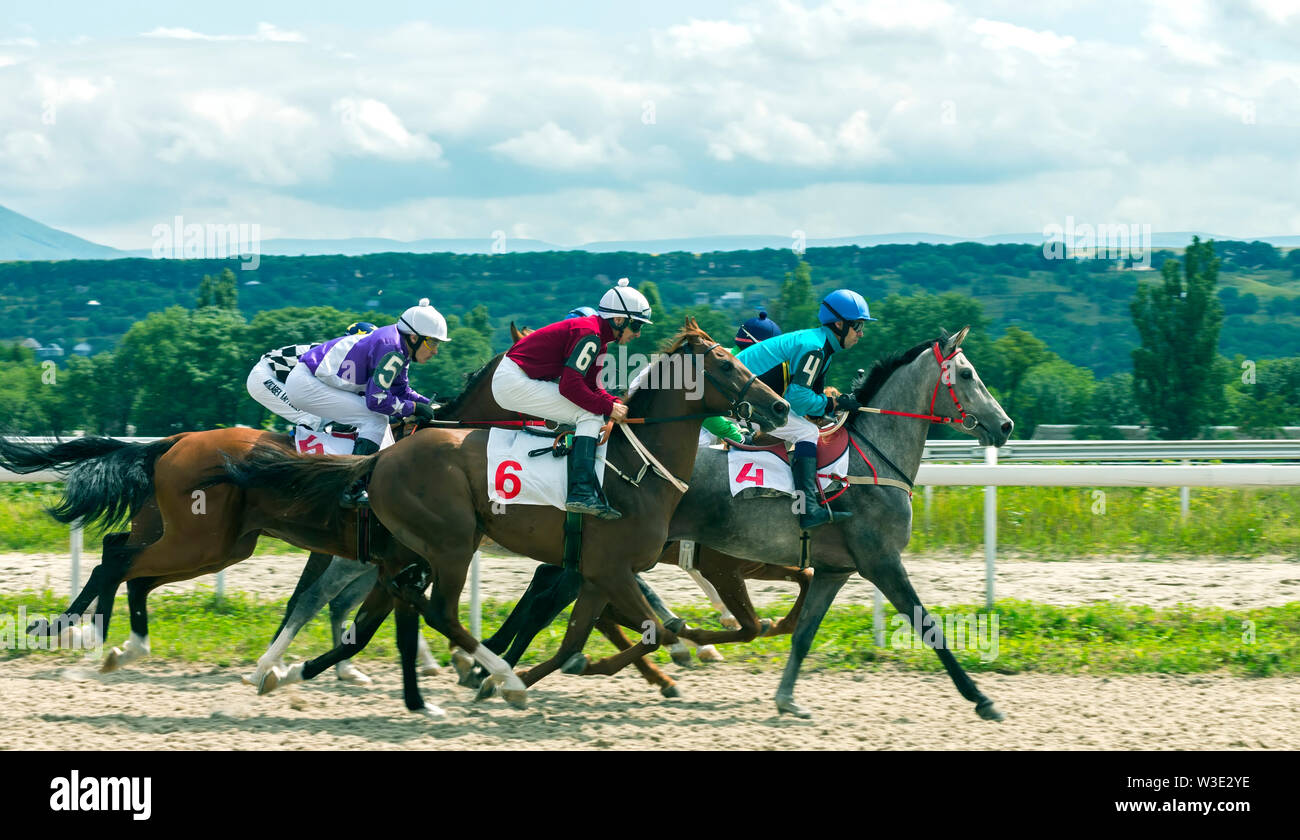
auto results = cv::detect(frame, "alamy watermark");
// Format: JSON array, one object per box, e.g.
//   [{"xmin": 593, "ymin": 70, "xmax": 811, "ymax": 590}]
[
  {"xmin": 1, "ymin": 608, "xmax": 104, "ymax": 652},
  {"xmin": 889, "ymin": 607, "xmax": 1000, "ymax": 662},
  {"xmin": 1042, "ymin": 216, "xmax": 1151, "ymax": 269},
  {"xmin": 598, "ymin": 347, "xmax": 703, "ymax": 400},
  {"xmin": 152, "ymin": 215, "xmax": 261, "ymax": 270}
]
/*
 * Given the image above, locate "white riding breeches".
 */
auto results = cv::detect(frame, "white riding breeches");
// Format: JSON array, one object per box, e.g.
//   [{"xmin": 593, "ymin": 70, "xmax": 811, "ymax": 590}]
[
  {"xmin": 491, "ymin": 356, "xmax": 605, "ymax": 438},
  {"xmin": 767, "ymin": 412, "xmax": 821, "ymax": 446},
  {"xmin": 282, "ymin": 364, "xmax": 389, "ymax": 445},
  {"xmin": 246, "ymin": 360, "xmax": 320, "ymax": 429}
]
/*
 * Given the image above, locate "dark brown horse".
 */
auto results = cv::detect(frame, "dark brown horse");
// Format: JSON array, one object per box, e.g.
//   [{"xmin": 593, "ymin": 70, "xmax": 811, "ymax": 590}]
[{"xmin": 214, "ymin": 320, "xmax": 791, "ymax": 705}]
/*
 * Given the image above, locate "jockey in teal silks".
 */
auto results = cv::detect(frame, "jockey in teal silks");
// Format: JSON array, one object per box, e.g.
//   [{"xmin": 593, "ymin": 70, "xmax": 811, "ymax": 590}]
[{"xmin": 734, "ymin": 289, "xmax": 875, "ymax": 529}]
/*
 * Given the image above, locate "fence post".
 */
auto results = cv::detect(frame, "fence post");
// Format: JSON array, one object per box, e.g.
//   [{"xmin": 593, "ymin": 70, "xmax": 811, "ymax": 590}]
[
  {"xmin": 923, "ymin": 484, "xmax": 934, "ymax": 530},
  {"xmin": 70, "ymin": 522, "xmax": 82, "ymax": 601},
  {"xmin": 872, "ymin": 585, "xmax": 885, "ymax": 647},
  {"xmin": 470, "ymin": 550, "xmax": 482, "ymax": 639},
  {"xmin": 984, "ymin": 446, "xmax": 997, "ymax": 610},
  {"xmin": 1180, "ymin": 460, "xmax": 1190, "ymax": 522},
  {"xmin": 215, "ymin": 570, "xmax": 225, "ymax": 601}
]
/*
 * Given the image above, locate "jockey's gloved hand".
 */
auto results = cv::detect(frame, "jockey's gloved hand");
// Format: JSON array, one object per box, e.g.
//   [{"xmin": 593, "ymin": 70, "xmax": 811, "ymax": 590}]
[
  {"xmin": 833, "ymin": 393, "xmax": 862, "ymax": 413},
  {"xmin": 411, "ymin": 402, "xmax": 436, "ymax": 423}
]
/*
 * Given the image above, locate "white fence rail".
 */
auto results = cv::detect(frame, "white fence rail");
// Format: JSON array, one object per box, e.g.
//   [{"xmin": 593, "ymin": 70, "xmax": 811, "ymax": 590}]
[{"xmin": 5, "ymin": 438, "xmax": 1300, "ymax": 613}]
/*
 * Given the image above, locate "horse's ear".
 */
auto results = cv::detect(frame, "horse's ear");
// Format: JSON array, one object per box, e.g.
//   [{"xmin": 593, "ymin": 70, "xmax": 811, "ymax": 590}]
[
  {"xmin": 944, "ymin": 325, "xmax": 970, "ymax": 353},
  {"xmin": 509, "ymin": 321, "xmax": 522, "ymax": 344},
  {"xmin": 938, "ymin": 326, "xmax": 951, "ymax": 342}
]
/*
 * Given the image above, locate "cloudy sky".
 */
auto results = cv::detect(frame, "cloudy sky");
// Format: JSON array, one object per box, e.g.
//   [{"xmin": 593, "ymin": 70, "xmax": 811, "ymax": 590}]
[{"xmin": 2, "ymin": 0, "xmax": 1298, "ymax": 248}]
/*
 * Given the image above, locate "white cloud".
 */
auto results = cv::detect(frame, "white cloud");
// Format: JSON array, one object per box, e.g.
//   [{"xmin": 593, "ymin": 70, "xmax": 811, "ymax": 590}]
[
  {"xmin": 140, "ymin": 22, "xmax": 306, "ymax": 42},
  {"xmin": 333, "ymin": 98, "xmax": 443, "ymax": 161},
  {"xmin": 491, "ymin": 123, "xmax": 626, "ymax": 170}
]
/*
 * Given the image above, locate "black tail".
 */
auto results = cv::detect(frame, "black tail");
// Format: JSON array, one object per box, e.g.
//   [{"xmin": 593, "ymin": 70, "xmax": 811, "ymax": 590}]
[
  {"xmin": 198, "ymin": 441, "xmax": 377, "ymax": 528},
  {"xmin": 0, "ymin": 435, "xmax": 179, "ymax": 529}
]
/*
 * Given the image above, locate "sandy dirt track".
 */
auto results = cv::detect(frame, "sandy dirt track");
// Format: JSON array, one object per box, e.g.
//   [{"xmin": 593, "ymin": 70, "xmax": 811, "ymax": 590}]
[
  {"xmin": 2, "ymin": 657, "xmax": 1296, "ymax": 750},
  {"xmin": 7, "ymin": 550, "xmax": 1299, "ymax": 610}
]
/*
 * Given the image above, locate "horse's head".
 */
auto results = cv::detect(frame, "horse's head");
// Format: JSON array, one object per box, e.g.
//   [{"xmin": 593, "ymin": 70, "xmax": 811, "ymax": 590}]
[
  {"xmin": 660, "ymin": 316, "xmax": 789, "ymax": 432},
  {"xmin": 932, "ymin": 326, "xmax": 1013, "ymax": 447}
]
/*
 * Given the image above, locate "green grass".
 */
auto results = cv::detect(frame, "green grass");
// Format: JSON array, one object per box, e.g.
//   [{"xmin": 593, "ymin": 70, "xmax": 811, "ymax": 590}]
[
  {"xmin": 3, "ymin": 482, "xmax": 1298, "ymax": 557},
  {"xmin": 3, "ymin": 590, "xmax": 1296, "ymax": 677}
]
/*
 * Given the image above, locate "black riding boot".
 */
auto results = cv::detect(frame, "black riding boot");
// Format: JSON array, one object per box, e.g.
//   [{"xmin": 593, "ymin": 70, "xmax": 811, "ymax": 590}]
[
  {"xmin": 565, "ymin": 435, "xmax": 621, "ymax": 520},
  {"xmin": 340, "ymin": 438, "xmax": 380, "ymax": 508},
  {"xmin": 793, "ymin": 454, "xmax": 852, "ymax": 529}
]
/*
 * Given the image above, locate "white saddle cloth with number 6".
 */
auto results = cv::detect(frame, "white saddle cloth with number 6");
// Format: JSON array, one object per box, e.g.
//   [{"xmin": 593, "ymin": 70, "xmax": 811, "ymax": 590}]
[{"xmin": 487, "ymin": 427, "xmax": 610, "ymax": 510}]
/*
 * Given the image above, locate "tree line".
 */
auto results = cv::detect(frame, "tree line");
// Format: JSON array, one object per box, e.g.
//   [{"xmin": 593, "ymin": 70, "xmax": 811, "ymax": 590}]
[{"xmin": 2, "ymin": 239, "xmax": 1298, "ymax": 439}]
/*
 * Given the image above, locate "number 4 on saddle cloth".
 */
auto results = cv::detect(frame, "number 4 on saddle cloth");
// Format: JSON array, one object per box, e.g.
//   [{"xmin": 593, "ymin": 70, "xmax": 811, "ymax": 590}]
[
  {"xmin": 486, "ymin": 427, "xmax": 611, "ymax": 510},
  {"xmin": 293, "ymin": 422, "xmax": 396, "ymax": 456},
  {"xmin": 725, "ymin": 426, "xmax": 850, "ymax": 500}
]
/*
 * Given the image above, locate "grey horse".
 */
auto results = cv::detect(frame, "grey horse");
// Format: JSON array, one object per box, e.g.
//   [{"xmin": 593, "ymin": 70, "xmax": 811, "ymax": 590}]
[{"xmin": 661, "ymin": 326, "xmax": 1013, "ymax": 719}]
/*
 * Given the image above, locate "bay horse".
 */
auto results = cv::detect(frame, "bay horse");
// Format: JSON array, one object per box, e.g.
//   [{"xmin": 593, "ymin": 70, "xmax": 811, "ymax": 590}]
[
  {"xmin": 425, "ymin": 327, "xmax": 1015, "ymax": 720},
  {"xmin": 212, "ymin": 319, "xmax": 791, "ymax": 706}
]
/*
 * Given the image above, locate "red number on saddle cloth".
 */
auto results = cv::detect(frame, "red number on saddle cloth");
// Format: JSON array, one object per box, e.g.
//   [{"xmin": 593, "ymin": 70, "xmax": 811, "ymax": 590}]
[
  {"xmin": 495, "ymin": 460, "xmax": 523, "ymax": 499},
  {"xmin": 297, "ymin": 434, "xmax": 325, "ymax": 455},
  {"xmin": 735, "ymin": 461, "xmax": 764, "ymax": 485}
]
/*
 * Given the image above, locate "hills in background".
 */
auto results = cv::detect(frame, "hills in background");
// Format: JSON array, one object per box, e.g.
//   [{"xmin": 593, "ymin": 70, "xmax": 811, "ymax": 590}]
[{"xmin": 2, "ymin": 203, "xmax": 1298, "ymax": 260}]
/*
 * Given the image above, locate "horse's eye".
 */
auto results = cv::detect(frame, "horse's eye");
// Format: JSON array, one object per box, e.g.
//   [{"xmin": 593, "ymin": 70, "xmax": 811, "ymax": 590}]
[
  {"xmin": 722, "ymin": 360, "xmax": 734, "ymax": 372},
  {"xmin": 960, "ymin": 368, "xmax": 973, "ymax": 380}
]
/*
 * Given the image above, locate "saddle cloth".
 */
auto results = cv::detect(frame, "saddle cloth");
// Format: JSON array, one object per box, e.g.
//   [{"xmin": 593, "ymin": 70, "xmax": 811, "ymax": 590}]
[
  {"xmin": 486, "ymin": 427, "xmax": 609, "ymax": 510},
  {"xmin": 725, "ymin": 426, "xmax": 850, "ymax": 498},
  {"xmin": 293, "ymin": 422, "xmax": 395, "ymax": 456}
]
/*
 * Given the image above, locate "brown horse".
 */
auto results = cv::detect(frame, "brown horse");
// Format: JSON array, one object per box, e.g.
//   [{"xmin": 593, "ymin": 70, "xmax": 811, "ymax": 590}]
[{"xmin": 214, "ymin": 319, "xmax": 791, "ymax": 704}]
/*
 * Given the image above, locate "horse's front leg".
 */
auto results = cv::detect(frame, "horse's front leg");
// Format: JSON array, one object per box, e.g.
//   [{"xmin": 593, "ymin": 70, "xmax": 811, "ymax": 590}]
[{"xmin": 773, "ymin": 567, "xmax": 850, "ymax": 718}]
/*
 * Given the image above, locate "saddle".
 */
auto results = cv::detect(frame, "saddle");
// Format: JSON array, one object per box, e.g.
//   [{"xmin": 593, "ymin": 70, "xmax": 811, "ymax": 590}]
[{"xmin": 728, "ymin": 425, "xmax": 849, "ymax": 470}]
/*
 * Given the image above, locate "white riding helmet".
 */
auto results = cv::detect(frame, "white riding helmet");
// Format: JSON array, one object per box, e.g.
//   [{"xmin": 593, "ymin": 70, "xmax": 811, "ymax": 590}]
[
  {"xmin": 597, "ymin": 278, "xmax": 653, "ymax": 324},
  {"xmin": 397, "ymin": 298, "xmax": 451, "ymax": 342}
]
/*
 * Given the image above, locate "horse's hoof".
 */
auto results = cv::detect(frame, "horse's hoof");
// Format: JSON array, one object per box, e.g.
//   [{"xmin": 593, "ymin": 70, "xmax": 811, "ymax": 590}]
[
  {"xmin": 336, "ymin": 663, "xmax": 373, "ymax": 685},
  {"xmin": 413, "ymin": 704, "xmax": 446, "ymax": 719},
  {"xmin": 474, "ymin": 679, "xmax": 499, "ymax": 702},
  {"xmin": 259, "ymin": 669, "xmax": 280, "ymax": 696},
  {"xmin": 669, "ymin": 645, "xmax": 693, "ymax": 667},
  {"xmin": 696, "ymin": 645, "xmax": 725, "ymax": 663},
  {"xmin": 663, "ymin": 617, "xmax": 686, "ymax": 634},
  {"xmin": 99, "ymin": 648, "xmax": 122, "ymax": 674},
  {"xmin": 501, "ymin": 688, "xmax": 528, "ymax": 709},
  {"xmin": 419, "ymin": 663, "xmax": 444, "ymax": 677},
  {"xmin": 976, "ymin": 699, "xmax": 1005, "ymax": 722},
  {"xmin": 720, "ymin": 616, "xmax": 741, "ymax": 631},
  {"xmin": 775, "ymin": 695, "xmax": 812, "ymax": 719},
  {"xmin": 660, "ymin": 684, "xmax": 682, "ymax": 698},
  {"xmin": 450, "ymin": 647, "xmax": 475, "ymax": 681},
  {"xmin": 561, "ymin": 652, "xmax": 588, "ymax": 675}
]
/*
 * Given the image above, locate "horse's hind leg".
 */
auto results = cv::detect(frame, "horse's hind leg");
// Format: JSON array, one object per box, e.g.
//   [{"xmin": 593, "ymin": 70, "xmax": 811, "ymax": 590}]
[
  {"xmin": 457, "ymin": 563, "xmax": 575, "ymax": 687},
  {"xmin": 100, "ymin": 576, "xmax": 157, "ymax": 672},
  {"xmin": 259, "ymin": 583, "xmax": 393, "ymax": 695},
  {"xmin": 394, "ymin": 600, "xmax": 442, "ymax": 717},
  {"xmin": 329, "ymin": 566, "xmax": 379, "ymax": 684},
  {"xmin": 773, "ymin": 567, "xmax": 850, "ymax": 718},
  {"xmin": 865, "ymin": 555, "xmax": 1004, "ymax": 722}
]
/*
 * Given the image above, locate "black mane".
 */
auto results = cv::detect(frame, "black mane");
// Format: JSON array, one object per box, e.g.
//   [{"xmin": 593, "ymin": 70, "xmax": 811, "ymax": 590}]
[{"xmin": 852, "ymin": 338, "xmax": 939, "ymax": 405}]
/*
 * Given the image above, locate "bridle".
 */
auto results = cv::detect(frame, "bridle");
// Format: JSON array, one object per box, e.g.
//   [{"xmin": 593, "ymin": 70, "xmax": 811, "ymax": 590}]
[{"xmin": 697, "ymin": 341, "xmax": 760, "ymax": 422}]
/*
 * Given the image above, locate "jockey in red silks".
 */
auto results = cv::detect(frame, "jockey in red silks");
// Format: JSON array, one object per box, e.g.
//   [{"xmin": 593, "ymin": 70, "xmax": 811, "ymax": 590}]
[{"xmin": 491, "ymin": 278, "xmax": 652, "ymax": 520}]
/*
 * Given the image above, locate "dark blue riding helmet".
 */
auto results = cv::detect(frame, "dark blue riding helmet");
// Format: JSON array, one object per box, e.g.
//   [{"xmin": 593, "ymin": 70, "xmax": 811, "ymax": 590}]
[
  {"xmin": 346, "ymin": 321, "xmax": 378, "ymax": 335},
  {"xmin": 735, "ymin": 310, "xmax": 782, "ymax": 348}
]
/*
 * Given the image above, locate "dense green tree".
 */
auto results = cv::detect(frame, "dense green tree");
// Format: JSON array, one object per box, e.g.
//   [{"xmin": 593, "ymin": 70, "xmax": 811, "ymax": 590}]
[
  {"xmin": 770, "ymin": 260, "xmax": 819, "ymax": 330},
  {"xmin": 1014, "ymin": 359, "xmax": 1097, "ymax": 439},
  {"xmin": 1131, "ymin": 238, "xmax": 1225, "ymax": 439},
  {"xmin": 196, "ymin": 268, "xmax": 239, "ymax": 310}
]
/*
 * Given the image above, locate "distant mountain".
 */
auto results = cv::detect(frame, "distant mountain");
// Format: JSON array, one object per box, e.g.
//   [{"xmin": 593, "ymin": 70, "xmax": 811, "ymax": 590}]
[
  {"xmin": 0, "ymin": 205, "xmax": 123, "ymax": 261},
  {"xmin": 3, "ymin": 202, "xmax": 1297, "ymax": 261}
]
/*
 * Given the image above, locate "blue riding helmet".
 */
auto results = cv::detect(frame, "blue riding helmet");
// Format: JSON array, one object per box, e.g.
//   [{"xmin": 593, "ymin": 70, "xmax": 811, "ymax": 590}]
[
  {"xmin": 735, "ymin": 310, "xmax": 781, "ymax": 348},
  {"xmin": 818, "ymin": 289, "xmax": 876, "ymax": 327},
  {"xmin": 566, "ymin": 306, "xmax": 597, "ymax": 320},
  {"xmin": 346, "ymin": 321, "xmax": 378, "ymax": 335}
]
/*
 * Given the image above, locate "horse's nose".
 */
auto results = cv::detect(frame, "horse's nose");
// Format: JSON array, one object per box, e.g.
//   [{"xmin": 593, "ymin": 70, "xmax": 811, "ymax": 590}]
[{"xmin": 1001, "ymin": 420, "xmax": 1013, "ymax": 434}]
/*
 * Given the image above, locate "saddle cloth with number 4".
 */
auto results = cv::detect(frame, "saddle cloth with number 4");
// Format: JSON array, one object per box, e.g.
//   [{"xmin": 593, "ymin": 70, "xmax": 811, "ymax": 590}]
[
  {"xmin": 725, "ymin": 426, "xmax": 850, "ymax": 498},
  {"xmin": 293, "ymin": 423, "xmax": 395, "ymax": 456},
  {"xmin": 486, "ymin": 427, "xmax": 610, "ymax": 509}
]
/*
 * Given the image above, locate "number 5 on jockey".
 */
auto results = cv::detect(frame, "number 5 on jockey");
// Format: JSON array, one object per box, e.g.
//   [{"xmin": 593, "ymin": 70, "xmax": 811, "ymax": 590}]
[
  {"xmin": 734, "ymin": 288, "xmax": 876, "ymax": 529},
  {"xmin": 491, "ymin": 278, "xmax": 652, "ymax": 520},
  {"xmin": 286, "ymin": 299, "xmax": 449, "ymax": 506}
]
